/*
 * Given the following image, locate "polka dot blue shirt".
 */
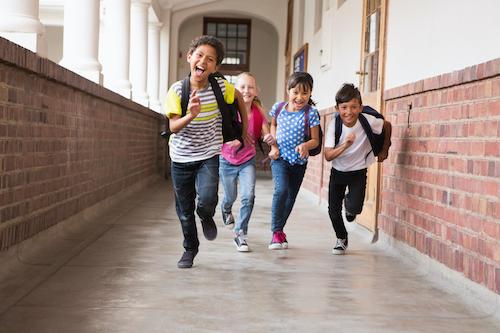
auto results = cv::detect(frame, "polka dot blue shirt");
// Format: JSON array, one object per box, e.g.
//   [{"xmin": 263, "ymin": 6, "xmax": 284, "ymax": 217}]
[{"xmin": 270, "ymin": 102, "xmax": 321, "ymax": 165}]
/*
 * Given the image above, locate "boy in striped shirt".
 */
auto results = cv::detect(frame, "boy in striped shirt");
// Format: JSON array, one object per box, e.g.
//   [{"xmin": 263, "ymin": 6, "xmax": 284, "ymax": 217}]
[{"xmin": 164, "ymin": 35, "xmax": 248, "ymax": 268}]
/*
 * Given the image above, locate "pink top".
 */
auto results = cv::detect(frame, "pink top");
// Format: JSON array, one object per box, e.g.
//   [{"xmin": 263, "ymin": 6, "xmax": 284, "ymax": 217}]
[{"xmin": 221, "ymin": 104, "xmax": 266, "ymax": 165}]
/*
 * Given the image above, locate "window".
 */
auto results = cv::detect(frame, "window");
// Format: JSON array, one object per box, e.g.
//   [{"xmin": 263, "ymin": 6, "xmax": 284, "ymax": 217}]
[
  {"xmin": 204, "ymin": 17, "xmax": 251, "ymax": 75},
  {"xmin": 363, "ymin": 0, "xmax": 381, "ymax": 92}
]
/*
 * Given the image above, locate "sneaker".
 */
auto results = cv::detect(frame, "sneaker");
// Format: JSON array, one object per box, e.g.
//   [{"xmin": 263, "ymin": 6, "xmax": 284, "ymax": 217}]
[
  {"xmin": 280, "ymin": 231, "xmax": 289, "ymax": 249},
  {"xmin": 222, "ymin": 211, "xmax": 235, "ymax": 229},
  {"xmin": 268, "ymin": 231, "xmax": 284, "ymax": 250},
  {"xmin": 332, "ymin": 238, "xmax": 348, "ymax": 255},
  {"xmin": 200, "ymin": 217, "xmax": 217, "ymax": 241},
  {"xmin": 345, "ymin": 210, "xmax": 356, "ymax": 222},
  {"xmin": 234, "ymin": 234, "xmax": 250, "ymax": 252},
  {"xmin": 177, "ymin": 250, "xmax": 198, "ymax": 268}
]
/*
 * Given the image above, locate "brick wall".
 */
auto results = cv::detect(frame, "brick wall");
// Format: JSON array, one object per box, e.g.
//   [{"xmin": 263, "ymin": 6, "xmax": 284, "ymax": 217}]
[
  {"xmin": 0, "ymin": 37, "xmax": 166, "ymax": 251},
  {"xmin": 381, "ymin": 58, "xmax": 500, "ymax": 293}
]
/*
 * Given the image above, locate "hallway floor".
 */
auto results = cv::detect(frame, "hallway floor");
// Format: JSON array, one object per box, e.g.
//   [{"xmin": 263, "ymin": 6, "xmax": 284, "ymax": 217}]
[{"xmin": 0, "ymin": 178, "xmax": 498, "ymax": 333}]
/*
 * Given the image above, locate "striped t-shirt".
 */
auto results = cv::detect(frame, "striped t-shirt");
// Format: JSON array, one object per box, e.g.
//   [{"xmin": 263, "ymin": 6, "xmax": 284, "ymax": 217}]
[{"xmin": 164, "ymin": 77, "xmax": 235, "ymax": 163}]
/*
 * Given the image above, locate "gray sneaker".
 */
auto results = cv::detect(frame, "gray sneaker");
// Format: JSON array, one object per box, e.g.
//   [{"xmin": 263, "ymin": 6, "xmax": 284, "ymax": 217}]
[
  {"xmin": 332, "ymin": 238, "xmax": 348, "ymax": 255},
  {"xmin": 234, "ymin": 234, "xmax": 249, "ymax": 252},
  {"xmin": 222, "ymin": 211, "xmax": 235, "ymax": 229}
]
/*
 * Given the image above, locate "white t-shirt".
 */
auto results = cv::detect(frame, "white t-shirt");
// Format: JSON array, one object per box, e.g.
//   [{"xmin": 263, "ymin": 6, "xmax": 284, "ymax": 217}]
[{"xmin": 324, "ymin": 113, "xmax": 384, "ymax": 171}]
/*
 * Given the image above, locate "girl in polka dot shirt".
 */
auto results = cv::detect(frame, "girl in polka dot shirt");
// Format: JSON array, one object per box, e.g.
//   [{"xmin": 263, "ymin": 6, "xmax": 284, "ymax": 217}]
[{"xmin": 267, "ymin": 72, "xmax": 321, "ymax": 250}]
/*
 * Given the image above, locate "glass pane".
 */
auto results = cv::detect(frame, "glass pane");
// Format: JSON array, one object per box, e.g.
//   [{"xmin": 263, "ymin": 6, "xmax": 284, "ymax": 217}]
[
  {"xmin": 367, "ymin": 12, "xmax": 378, "ymax": 53},
  {"xmin": 206, "ymin": 23, "xmax": 216, "ymax": 36},
  {"xmin": 237, "ymin": 24, "xmax": 248, "ymax": 38},
  {"xmin": 238, "ymin": 51, "xmax": 246, "ymax": 65},
  {"xmin": 228, "ymin": 24, "xmax": 237, "ymax": 37},
  {"xmin": 237, "ymin": 38, "xmax": 247, "ymax": 51},
  {"xmin": 227, "ymin": 38, "xmax": 237, "ymax": 51},
  {"xmin": 217, "ymin": 23, "xmax": 227, "ymax": 37}
]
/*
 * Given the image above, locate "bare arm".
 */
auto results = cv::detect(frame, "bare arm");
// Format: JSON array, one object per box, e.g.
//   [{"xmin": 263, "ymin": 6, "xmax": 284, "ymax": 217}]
[
  {"xmin": 324, "ymin": 132, "xmax": 356, "ymax": 161},
  {"xmin": 296, "ymin": 125, "xmax": 320, "ymax": 158},
  {"xmin": 268, "ymin": 117, "xmax": 280, "ymax": 160},
  {"xmin": 168, "ymin": 89, "xmax": 200, "ymax": 133}
]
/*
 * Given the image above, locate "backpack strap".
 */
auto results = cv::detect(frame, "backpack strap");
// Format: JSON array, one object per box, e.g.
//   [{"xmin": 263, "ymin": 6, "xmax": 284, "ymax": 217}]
[
  {"xmin": 334, "ymin": 113, "xmax": 342, "ymax": 147},
  {"xmin": 358, "ymin": 113, "xmax": 377, "ymax": 159},
  {"xmin": 303, "ymin": 104, "xmax": 312, "ymax": 140},
  {"xmin": 273, "ymin": 102, "xmax": 287, "ymax": 121},
  {"xmin": 180, "ymin": 76, "xmax": 190, "ymax": 116}
]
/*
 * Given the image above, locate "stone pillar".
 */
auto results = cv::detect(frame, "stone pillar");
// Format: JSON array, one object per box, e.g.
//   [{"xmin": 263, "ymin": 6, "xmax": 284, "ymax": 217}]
[
  {"xmin": 102, "ymin": 0, "xmax": 132, "ymax": 98},
  {"xmin": 59, "ymin": 0, "xmax": 102, "ymax": 83},
  {"xmin": 0, "ymin": 0, "xmax": 46, "ymax": 56},
  {"xmin": 147, "ymin": 22, "xmax": 162, "ymax": 112},
  {"xmin": 130, "ymin": 0, "xmax": 150, "ymax": 107}
]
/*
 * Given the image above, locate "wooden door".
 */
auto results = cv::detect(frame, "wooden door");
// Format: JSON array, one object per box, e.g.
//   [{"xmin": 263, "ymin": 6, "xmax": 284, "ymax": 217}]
[{"xmin": 356, "ymin": 0, "xmax": 387, "ymax": 234}]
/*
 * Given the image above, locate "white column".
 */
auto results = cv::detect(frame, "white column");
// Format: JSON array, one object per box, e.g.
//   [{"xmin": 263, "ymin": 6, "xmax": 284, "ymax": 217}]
[
  {"xmin": 103, "ymin": 0, "xmax": 132, "ymax": 98},
  {"xmin": 147, "ymin": 22, "xmax": 162, "ymax": 112},
  {"xmin": 130, "ymin": 0, "xmax": 150, "ymax": 107},
  {"xmin": 159, "ymin": 8, "xmax": 171, "ymax": 106},
  {"xmin": 59, "ymin": 0, "xmax": 102, "ymax": 84},
  {"xmin": 0, "ymin": 0, "xmax": 46, "ymax": 56}
]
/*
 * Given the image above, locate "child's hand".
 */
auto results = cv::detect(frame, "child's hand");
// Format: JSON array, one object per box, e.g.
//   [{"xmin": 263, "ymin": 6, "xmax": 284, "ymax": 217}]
[
  {"xmin": 263, "ymin": 133, "xmax": 275, "ymax": 145},
  {"xmin": 226, "ymin": 139, "xmax": 242, "ymax": 148},
  {"xmin": 268, "ymin": 147, "xmax": 280, "ymax": 160},
  {"xmin": 344, "ymin": 132, "xmax": 356, "ymax": 147},
  {"xmin": 295, "ymin": 143, "xmax": 309, "ymax": 159},
  {"xmin": 187, "ymin": 89, "xmax": 201, "ymax": 118}
]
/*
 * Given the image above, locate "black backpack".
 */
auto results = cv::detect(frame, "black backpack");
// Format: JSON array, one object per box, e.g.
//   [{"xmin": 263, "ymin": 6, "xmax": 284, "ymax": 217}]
[
  {"xmin": 275, "ymin": 102, "xmax": 323, "ymax": 156},
  {"xmin": 334, "ymin": 105, "xmax": 385, "ymax": 157},
  {"xmin": 161, "ymin": 73, "xmax": 243, "ymax": 147}
]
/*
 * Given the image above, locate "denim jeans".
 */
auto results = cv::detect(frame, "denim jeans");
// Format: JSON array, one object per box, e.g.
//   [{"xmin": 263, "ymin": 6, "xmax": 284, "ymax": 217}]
[
  {"xmin": 170, "ymin": 155, "xmax": 219, "ymax": 251},
  {"xmin": 270, "ymin": 158, "xmax": 307, "ymax": 232},
  {"xmin": 219, "ymin": 156, "xmax": 256, "ymax": 235},
  {"xmin": 328, "ymin": 168, "xmax": 367, "ymax": 239}
]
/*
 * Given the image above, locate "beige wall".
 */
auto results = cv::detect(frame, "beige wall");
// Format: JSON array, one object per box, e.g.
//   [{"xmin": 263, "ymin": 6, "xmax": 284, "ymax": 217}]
[
  {"xmin": 289, "ymin": 0, "xmax": 363, "ymax": 110},
  {"xmin": 45, "ymin": 25, "xmax": 63, "ymax": 63}
]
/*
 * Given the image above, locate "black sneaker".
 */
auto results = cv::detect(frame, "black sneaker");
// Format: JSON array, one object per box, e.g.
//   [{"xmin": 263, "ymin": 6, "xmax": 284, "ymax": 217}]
[
  {"xmin": 177, "ymin": 250, "xmax": 198, "ymax": 268},
  {"xmin": 345, "ymin": 210, "xmax": 356, "ymax": 222},
  {"xmin": 332, "ymin": 238, "xmax": 348, "ymax": 255},
  {"xmin": 222, "ymin": 211, "xmax": 235, "ymax": 229},
  {"xmin": 200, "ymin": 217, "xmax": 217, "ymax": 241}
]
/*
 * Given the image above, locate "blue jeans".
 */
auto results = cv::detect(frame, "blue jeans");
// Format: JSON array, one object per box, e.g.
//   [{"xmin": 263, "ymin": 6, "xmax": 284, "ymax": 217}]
[
  {"xmin": 170, "ymin": 155, "xmax": 219, "ymax": 251},
  {"xmin": 219, "ymin": 156, "xmax": 256, "ymax": 235},
  {"xmin": 270, "ymin": 158, "xmax": 307, "ymax": 232}
]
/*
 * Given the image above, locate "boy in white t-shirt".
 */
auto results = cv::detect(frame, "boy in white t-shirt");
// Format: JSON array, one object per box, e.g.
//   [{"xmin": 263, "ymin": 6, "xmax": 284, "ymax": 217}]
[{"xmin": 324, "ymin": 83, "xmax": 391, "ymax": 255}]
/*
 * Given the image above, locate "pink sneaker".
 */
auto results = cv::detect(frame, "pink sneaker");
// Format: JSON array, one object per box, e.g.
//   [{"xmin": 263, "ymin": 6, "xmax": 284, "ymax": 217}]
[
  {"xmin": 280, "ymin": 231, "xmax": 288, "ymax": 249},
  {"xmin": 268, "ymin": 231, "xmax": 282, "ymax": 250}
]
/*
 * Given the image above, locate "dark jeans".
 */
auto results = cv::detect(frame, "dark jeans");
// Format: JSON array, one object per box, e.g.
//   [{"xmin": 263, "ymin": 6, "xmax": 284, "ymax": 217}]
[
  {"xmin": 328, "ymin": 168, "xmax": 367, "ymax": 239},
  {"xmin": 271, "ymin": 158, "xmax": 307, "ymax": 232},
  {"xmin": 170, "ymin": 155, "xmax": 219, "ymax": 251}
]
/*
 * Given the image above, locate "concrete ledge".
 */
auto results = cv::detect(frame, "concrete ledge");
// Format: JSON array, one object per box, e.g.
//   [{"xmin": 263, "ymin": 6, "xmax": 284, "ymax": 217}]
[{"xmin": 377, "ymin": 230, "xmax": 500, "ymax": 321}]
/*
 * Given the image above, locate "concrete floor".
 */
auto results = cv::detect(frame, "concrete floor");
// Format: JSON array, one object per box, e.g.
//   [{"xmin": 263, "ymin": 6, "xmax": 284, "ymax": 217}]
[{"xmin": 0, "ymin": 178, "xmax": 499, "ymax": 333}]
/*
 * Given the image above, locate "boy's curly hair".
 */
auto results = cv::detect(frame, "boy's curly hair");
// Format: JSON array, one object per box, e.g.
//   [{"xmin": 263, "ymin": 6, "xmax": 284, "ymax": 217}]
[
  {"xmin": 188, "ymin": 35, "xmax": 225, "ymax": 65},
  {"xmin": 335, "ymin": 83, "xmax": 363, "ymax": 106}
]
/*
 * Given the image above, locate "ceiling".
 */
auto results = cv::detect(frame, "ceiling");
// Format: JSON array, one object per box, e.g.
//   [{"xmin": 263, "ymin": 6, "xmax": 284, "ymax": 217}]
[{"xmin": 158, "ymin": 0, "xmax": 220, "ymax": 11}]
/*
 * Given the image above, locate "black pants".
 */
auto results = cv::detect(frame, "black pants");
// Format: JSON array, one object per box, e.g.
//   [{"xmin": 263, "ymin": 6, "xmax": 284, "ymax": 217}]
[{"xmin": 328, "ymin": 168, "xmax": 367, "ymax": 239}]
